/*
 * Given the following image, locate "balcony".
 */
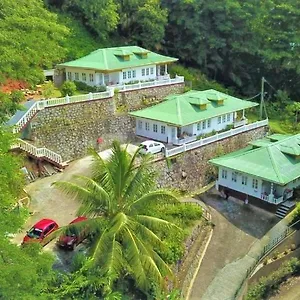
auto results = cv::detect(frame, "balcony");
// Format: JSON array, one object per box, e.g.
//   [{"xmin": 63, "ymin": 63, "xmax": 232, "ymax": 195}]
[
  {"xmin": 172, "ymin": 135, "xmax": 197, "ymax": 146},
  {"xmin": 233, "ymin": 118, "xmax": 248, "ymax": 128},
  {"xmin": 261, "ymin": 193, "xmax": 284, "ymax": 204}
]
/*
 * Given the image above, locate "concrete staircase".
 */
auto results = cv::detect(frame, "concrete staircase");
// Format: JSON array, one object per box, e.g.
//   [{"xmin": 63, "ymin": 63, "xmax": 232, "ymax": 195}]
[
  {"xmin": 275, "ymin": 201, "xmax": 296, "ymax": 219},
  {"xmin": 12, "ymin": 139, "xmax": 68, "ymax": 169}
]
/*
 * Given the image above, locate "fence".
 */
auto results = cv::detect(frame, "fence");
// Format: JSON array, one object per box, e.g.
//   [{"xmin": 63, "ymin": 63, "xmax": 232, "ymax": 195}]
[{"xmin": 165, "ymin": 119, "xmax": 269, "ymax": 157}]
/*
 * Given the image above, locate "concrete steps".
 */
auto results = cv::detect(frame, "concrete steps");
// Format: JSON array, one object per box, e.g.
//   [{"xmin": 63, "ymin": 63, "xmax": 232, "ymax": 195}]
[{"xmin": 275, "ymin": 201, "xmax": 295, "ymax": 219}]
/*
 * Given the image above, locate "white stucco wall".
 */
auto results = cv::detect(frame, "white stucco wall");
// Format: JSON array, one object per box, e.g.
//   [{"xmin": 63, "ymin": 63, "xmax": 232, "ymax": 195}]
[
  {"xmin": 64, "ymin": 64, "xmax": 157, "ymax": 86},
  {"xmin": 135, "ymin": 118, "xmax": 171, "ymax": 143},
  {"xmin": 217, "ymin": 167, "xmax": 263, "ymax": 199}
]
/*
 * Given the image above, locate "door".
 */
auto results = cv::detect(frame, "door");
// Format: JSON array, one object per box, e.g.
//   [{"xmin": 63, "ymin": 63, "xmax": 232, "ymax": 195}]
[
  {"xmin": 154, "ymin": 142, "xmax": 162, "ymax": 153},
  {"xmin": 148, "ymin": 143, "xmax": 154, "ymax": 153}
]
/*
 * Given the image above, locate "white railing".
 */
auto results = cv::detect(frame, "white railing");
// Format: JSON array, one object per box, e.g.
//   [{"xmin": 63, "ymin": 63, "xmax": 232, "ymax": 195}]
[
  {"xmin": 173, "ymin": 135, "xmax": 197, "ymax": 146},
  {"xmin": 165, "ymin": 119, "xmax": 268, "ymax": 157},
  {"xmin": 13, "ymin": 139, "xmax": 63, "ymax": 165},
  {"xmin": 114, "ymin": 75, "xmax": 184, "ymax": 92},
  {"xmin": 12, "ymin": 89, "xmax": 114, "ymax": 133}
]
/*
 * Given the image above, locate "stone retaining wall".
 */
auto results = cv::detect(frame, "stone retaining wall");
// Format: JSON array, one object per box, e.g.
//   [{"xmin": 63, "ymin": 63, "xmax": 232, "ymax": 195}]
[
  {"xmin": 154, "ymin": 127, "xmax": 267, "ymax": 192},
  {"xmin": 29, "ymin": 83, "xmax": 184, "ymax": 161}
]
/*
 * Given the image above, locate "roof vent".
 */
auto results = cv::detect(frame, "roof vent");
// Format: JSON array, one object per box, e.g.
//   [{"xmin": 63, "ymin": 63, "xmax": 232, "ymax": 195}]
[
  {"xmin": 207, "ymin": 92, "xmax": 225, "ymax": 106},
  {"xmin": 114, "ymin": 49, "xmax": 132, "ymax": 61},
  {"xmin": 133, "ymin": 47, "xmax": 150, "ymax": 59}
]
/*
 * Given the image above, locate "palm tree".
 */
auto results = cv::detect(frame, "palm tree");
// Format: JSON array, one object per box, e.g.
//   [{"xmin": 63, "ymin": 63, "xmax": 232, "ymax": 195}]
[{"xmin": 54, "ymin": 141, "xmax": 179, "ymax": 294}]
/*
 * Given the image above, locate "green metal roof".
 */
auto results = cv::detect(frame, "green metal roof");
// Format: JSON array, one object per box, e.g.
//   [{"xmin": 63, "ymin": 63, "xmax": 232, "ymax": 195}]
[
  {"xmin": 210, "ymin": 134, "xmax": 300, "ymax": 185},
  {"xmin": 129, "ymin": 89, "xmax": 258, "ymax": 126},
  {"xmin": 57, "ymin": 46, "xmax": 178, "ymax": 71}
]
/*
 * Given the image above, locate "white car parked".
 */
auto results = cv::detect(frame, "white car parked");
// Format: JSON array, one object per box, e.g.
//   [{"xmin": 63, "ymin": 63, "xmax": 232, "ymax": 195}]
[{"xmin": 139, "ymin": 141, "xmax": 165, "ymax": 155}]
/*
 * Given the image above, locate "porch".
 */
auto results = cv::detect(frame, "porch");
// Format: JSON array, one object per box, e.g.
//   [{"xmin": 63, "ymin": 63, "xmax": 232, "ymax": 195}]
[{"xmin": 260, "ymin": 181, "xmax": 294, "ymax": 205}]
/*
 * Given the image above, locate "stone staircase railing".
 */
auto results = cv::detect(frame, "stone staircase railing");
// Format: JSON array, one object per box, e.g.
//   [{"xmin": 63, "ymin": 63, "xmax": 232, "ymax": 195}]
[{"xmin": 12, "ymin": 139, "xmax": 64, "ymax": 167}]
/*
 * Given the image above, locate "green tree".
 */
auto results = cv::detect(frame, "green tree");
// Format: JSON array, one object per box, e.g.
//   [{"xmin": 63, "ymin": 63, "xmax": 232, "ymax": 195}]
[
  {"xmin": 42, "ymin": 81, "xmax": 55, "ymax": 98},
  {"xmin": 60, "ymin": 81, "xmax": 76, "ymax": 96},
  {"xmin": 54, "ymin": 141, "xmax": 179, "ymax": 295},
  {"xmin": 0, "ymin": 0, "xmax": 69, "ymax": 84}
]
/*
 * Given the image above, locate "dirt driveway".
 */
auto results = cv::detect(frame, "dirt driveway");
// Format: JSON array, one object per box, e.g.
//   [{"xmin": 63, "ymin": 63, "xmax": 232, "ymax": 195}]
[{"xmin": 189, "ymin": 189, "xmax": 279, "ymax": 299}]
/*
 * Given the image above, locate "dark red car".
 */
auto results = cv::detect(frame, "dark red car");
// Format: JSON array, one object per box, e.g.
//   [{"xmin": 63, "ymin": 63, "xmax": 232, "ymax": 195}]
[
  {"xmin": 57, "ymin": 216, "xmax": 88, "ymax": 250},
  {"xmin": 22, "ymin": 219, "xmax": 59, "ymax": 246}
]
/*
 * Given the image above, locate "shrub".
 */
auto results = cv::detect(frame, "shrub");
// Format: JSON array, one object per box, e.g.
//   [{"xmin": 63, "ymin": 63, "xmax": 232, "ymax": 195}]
[
  {"xmin": 42, "ymin": 81, "xmax": 55, "ymax": 98},
  {"xmin": 73, "ymin": 81, "xmax": 106, "ymax": 93},
  {"xmin": 60, "ymin": 81, "xmax": 76, "ymax": 96}
]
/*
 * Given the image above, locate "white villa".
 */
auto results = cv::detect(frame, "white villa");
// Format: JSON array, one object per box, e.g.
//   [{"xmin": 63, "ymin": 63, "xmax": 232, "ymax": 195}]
[
  {"xmin": 56, "ymin": 46, "xmax": 178, "ymax": 87},
  {"xmin": 210, "ymin": 134, "xmax": 300, "ymax": 213},
  {"xmin": 129, "ymin": 89, "xmax": 258, "ymax": 145}
]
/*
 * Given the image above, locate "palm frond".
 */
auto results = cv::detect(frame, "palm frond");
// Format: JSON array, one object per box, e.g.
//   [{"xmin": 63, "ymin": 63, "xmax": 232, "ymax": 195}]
[{"xmin": 129, "ymin": 190, "xmax": 179, "ymax": 211}]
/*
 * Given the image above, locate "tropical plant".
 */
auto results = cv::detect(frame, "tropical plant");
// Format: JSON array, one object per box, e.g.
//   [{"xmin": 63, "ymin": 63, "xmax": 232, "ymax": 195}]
[
  {"xmin": 53, "ymin": 141, "xmax": 180, "ymax": 296},
  {"xmin": 60, "ymin": 80, "xmax": 77, "ymax": 96}
]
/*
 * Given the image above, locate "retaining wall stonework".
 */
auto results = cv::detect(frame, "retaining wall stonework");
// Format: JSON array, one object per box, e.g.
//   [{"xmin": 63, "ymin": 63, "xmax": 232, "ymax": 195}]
[
  {"xmin": 29, "ymin": 83, "xmax": 184, "ymax": 161},
  {"xmin": 154, "ymin": 127, "xmax": 267, "ymax": 192}
]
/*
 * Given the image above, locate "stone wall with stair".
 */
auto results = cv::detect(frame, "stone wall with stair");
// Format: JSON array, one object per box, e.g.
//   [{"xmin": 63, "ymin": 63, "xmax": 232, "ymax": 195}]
[
  {"xmin": 29, "ymin": 83, "xmax": 184, "ymax": 161},
  {"xmin": 154, "ymin": 126, "xmax": 268, "ymax": 193}
]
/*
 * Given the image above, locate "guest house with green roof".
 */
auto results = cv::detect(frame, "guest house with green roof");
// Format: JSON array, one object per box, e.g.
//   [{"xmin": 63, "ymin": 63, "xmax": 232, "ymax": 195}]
[
  {"xmin": 129, "ymin": 89, "xmax": 258, "ymax": 145},
  {"xmin": 57, "ymin": 46, "xmax": 178, "ymax": 87},
  {"xmin": 210, "ymin": 134, "xmax": 300, "ymax": 215}
]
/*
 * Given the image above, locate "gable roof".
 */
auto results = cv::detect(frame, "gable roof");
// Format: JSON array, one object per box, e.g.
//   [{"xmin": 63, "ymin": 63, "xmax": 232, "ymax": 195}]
[
  {"xmin": 210, "ymin": 134, "xmax": 300, "ymax": 185},
  {"xmin": 57, "ymin": 46, "xmax": 178, "ymax": 72},
  {"xmin": 129, "ymin": 89, "xmax": 258, "ymax": 126}
]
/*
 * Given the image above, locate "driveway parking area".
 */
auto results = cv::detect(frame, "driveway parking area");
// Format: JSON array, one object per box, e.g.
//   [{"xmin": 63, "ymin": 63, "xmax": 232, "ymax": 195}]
[{"xmin": 189, "ymin": 188, "xmax": 279, "ymax": 299}]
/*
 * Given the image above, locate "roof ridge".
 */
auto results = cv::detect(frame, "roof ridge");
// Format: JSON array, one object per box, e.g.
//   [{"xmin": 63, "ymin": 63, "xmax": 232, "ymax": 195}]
[
  {"xmin": 267, "ymin": 146, "xmax": 284, "ymax": 183},
  {"xmin": 176, "ymin": 98, "xmax": 182, "ymax": 125}
]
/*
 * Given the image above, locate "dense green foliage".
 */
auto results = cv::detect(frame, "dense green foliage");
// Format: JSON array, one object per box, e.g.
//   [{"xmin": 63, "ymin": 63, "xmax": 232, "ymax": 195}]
[
  {"xmin": 60, "ymin": 80, "xmax": 77, "ymax": 96},
  {"xmin": 246, "ymin": 257, "xmax": 300, "ymax": 300}
]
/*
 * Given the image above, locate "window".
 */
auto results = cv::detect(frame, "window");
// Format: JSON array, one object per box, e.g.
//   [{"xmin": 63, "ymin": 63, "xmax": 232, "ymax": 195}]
[
  {"xmin": 132, "ymin": 70, "xmax": 136, "ymax": 78},
  {"xmin": 197, "ymin": 122, "xmax": 201, "ymax": 131},
  {"xmin": 89, "ymin": 74, "xmax": 94, "ymax": 82},
  {"xmin": 67, "ymin": 72, "xmax": 72, "ymax": 80},
  {"xmin": 153, "ymin": 124, "xmax": 158, "ymax": 132},
  {"xmin": 161, "ymin": 125, "xmax": 166, "ymax": 134},
  {"xmin": 227, "ymin": 113, "xmax": 231, "ymax": 121},
  {"xmin": 252, "ymin": 179, "xmax": 258, "ymax": 189},
  {"xmin": 142, "ymin": 69, "xmax": 145, "ymax": 76},
  {"xmin": 221, "ymin": 169, "xmax": 227, "ymax": 179},
  {"xmin": 202, "ymin": 120, "xmax": 206, "ymax": 130},
  {"xmin": 145, "ymin": 122, "xmax": 150, "ymax": 131},
  {"xmin": 128, "ymin": 71, "xmax": 132, "ymax": 79},
  {"xmin": 232, "ymin": 172, "xmax": 237, "ymax": 182},
  {"xmin": 75, "ymin": 72, "xmax": 79, "ymax": 80},
  {"xmin": 222, "ymin": 115, "xmax": 226, "ymax": 123},
  {"xmin": 82, "ymin": 73, "xmax": 86, "ymax": 81},
  {"xmin": 242, "ymin": 175, "xmax": 248, "ymax": 185},
  {"xmin": 123, "ymin": 72, "xmax": 127, "ymax": 80},
  {"xmin": 146, "ymin": 68, "xmax": 149, "ymax": 76},
  {"xmin": 150, "ymin": 67, "xmax": 154, "ymax": 75},
  {"xmin": 218, "ymin": 116, "xmax": 221, "ymax": 124},
  {"xmin": 207, "ymin": 119, "xmax": 211, "ymax": 128},
  {"xmin": 138, "ymin": 120, "xmax": 142, "ymax": 129}
]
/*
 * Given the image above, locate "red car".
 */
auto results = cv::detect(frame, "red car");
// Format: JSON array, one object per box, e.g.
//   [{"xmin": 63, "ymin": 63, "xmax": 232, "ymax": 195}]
[
  {"xmin": 22, "ymin": 219, "xmax": 59, "ymax": 246},
  {"xmin": 57, "ymin": 216, "xmax": 88, "ymax": 250}
]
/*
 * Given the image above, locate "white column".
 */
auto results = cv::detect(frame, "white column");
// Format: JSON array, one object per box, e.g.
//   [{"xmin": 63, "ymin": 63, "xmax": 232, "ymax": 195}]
[
  {"xmin": 242, "ymin": 109, "xmax": 245, "ymax": 119},
  {"xmin": 165, "ymin": 64, "xmax": 168, "ymax": 75}
]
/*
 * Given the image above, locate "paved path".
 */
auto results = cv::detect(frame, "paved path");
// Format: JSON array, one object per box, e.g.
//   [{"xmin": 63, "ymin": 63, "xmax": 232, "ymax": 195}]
[{"xmin": 189, "ymin": 191, "xmax": 280, "ymax": 300}]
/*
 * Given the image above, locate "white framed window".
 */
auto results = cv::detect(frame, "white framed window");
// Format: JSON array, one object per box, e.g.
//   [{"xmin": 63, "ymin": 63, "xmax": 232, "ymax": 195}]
[
  {"xmin": 82, "ymin": 73, "xmax": 86, "ymax": 81},
  {"xmin": 161, "ymin": 125, "xmax": 166, "ymax": 134},
  {"xmin": 138, "ymin": 120, "xmax": 142, "ymax": 129},
  {"xmin": 132, "ymin": 70, "xmax": 136, "ymax": 78},
  {"xmin": 128, "ymin": 71, "xmax": 132, "ymax": 79},
  {"xmin": 207, "ymin": 119, "xmax": 211, "ymax": 128},
  {"xmin": 67, "ymin": 72, "xmax": 72, "ymax": 80},
  {"xmin": 123, "ymin": 72, "xmax": 127, "ymax": 80},
  {"xmin": 222, "ymin": 115, "xmax": 226, "ymax": 123},
  {"xmin": 232, "ymin": 172, "xmax": 237, "ymax": 182},
  {"xmin": 197, "ymin": 122, "xmax": 201, "ymax": 131},
  {"xmin": 252, "ymin": 179, "xmax": 258, "ymax": 189},
  {"xmin": 227, "ymin": 113, "xmax": 231, "ymax": 121},
  {"xmin": 150, "ymin": 67, "xmax": 154, "ymax": 75},
  {"xmin": 89, "ymin": 74, "xmax": 94, "ymax": 82},
  {"xmin": 218, "ymin": 116, "xmax": 221, "ymax": 124},
  {"xmin": 75, "ymin": 72, "xmax": 79, "ymax": 80},
  {"xmin": 142, "ymin": 69, "xmax": 145, "ymax": 76},
  {"xmin": 202, "ymin": 120, "xmax": 206, "ymax": 129},
  {"xmin": 145, "ymin": 122, "xmax": 150, "ymax": 131},
  {"xmin": 242, "ymin": 175, "xmax": 248, "ymax": 185},
  {"xmin": 146, "ymin": 68, "xmax": 149, "ymax": 76},
  {"xmin": 221, "ymin": 169, "xmax": 227, "ymax": 179},
  {"xmin": 153, "ymin": 124, "xmax": 158, "ymax": 132}
]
